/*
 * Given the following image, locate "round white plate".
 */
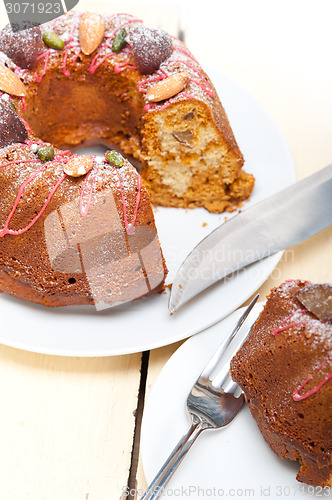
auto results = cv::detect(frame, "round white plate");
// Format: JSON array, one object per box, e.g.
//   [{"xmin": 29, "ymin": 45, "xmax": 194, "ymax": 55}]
[
  {"xmin": 0, "ymin": 67, "xmax": 295, "ymax": 356},
  {"xmin": 141, "ymin": 305, "xmax": 328, "ymax": 500}
]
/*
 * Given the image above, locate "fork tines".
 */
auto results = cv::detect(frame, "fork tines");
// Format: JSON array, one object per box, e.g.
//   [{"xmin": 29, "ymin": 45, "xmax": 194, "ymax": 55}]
[{"xmin": 199, "ymin": 294, "xmax": 259, "ymax": 389}]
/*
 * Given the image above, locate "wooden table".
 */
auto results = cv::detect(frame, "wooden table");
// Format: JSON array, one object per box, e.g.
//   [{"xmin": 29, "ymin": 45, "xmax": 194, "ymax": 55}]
[{"xmin": 0, "ymin": 1, "xmax": 331, "ymax": 499}]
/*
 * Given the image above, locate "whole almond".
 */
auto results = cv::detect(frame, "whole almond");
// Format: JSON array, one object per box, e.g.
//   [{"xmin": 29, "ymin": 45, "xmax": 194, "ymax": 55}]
[
  {"xmin": 146, "ymin": 72, "xmax": 189, "ymax": 102},
  {"xmin": 79, "ymin": 13, "xmax": 105, "ymax": 56},
  {"xmin": 0, "ymin": 65, "xmax": 26, "ymax": 96},
  {"xmin": 64, "ymin": 155, "xmax": 93, "ymax": 177}
]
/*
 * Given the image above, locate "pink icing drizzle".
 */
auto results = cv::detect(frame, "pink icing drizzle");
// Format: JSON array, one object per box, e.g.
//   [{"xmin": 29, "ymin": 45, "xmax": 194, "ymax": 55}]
[
  {"xmin": 272, "ymin": 309, "xmax": 308, "ymax": 335},
  {"xmin": 293, "ymin": 356, "xmax": 332, "ymax": 401},
  {"xmin": 35, "ymin": 50, "xmax": 51, "ymax": 82},
  {"xmin": 131, "ymin": 173, "xmax": 141, "ymax": 228},
  {"xmin": 71, "ymin": 47, "xmax": 82, "ymax": 66},
  {"xmin": 271, "ymin": 305, "xmax": 332, "ymax": 400},
  {"xmin": 106, "ymin": 17, "xmax": 142, "ymax": 42},
  {"xmin": 89, "ymin": 16, "xmax": 143, "ymax": 74},
  {"xmin": 62, "ymin": 27, "xmax": 81, "ymax": 77},
  {"xmin": 88, "ymin": 45, "xmax": 115, "ymax": 74},
  {"xmin": 79, "ymin": 164, "xmax": 99, "ymax": 217},
  {"xmin": 114, "ymin": 62, "xmax": 137, "ymax": 73},
  {"xmin": 64, "ymin": 22, "xmax": 77, "ymax": 45},
  {"xmin": 30, "ymin": 13, "xmax": 214, "ymax": 110},
  {"xmin": 20, "ymin": 116, "xmax": 32, "ymax": 132},
  {"xmin": 137, "ymin": 55, "xmax": 214, "ymax": 109},
  {"xmin": 167, "ymin": 58, "xmax": 214, "ymax": 97},
  {"xmin": 137, "ymin": 71, "xmax": 165, "ymax": 93},
  {"xmin": 20, "ymin": 96, "xmax": 27, "ymax": 111},
  {"xmin": 0, "ymin": 159, "xmax": 66, "ymax": 236},
  {"xmin": 62, "ymin": 49, "xmax": 71, "ymax": 77},
  {"xmin": 173, "ymin": 44, "xmax": 199, "ymax": 64},
  {"xmin": 0, "ymin": 149, "xmax": 142, "ymax": 237},
  {"xmin": 113, "ymin": 167, "xmax": 128, "ymax": 226},
  {"xmin": 107, "ymin": 160, "xmax": 141, "ymax": 235},
  {"xmin": 36, "ymin": 23, "xmax": 81, "ymax": 80},
  {"xmin": 80, "ymin": 156, "xmax": 141, "ymax": 231},
  {"xmin": 0, "ymin": 158, "xmax": 38, "ymax": 170}
]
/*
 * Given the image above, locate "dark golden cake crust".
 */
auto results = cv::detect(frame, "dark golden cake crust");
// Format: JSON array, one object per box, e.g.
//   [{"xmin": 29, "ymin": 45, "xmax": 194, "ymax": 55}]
[{"xmin": 230, "ymin": 280, "xmax": 332, "ymax": 487}]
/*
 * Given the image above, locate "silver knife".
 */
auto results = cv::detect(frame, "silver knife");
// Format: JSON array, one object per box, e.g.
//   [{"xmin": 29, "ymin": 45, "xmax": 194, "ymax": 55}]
[{"xmin": 169, "ymin": 164, "xmax": 332, "ymax": 313}]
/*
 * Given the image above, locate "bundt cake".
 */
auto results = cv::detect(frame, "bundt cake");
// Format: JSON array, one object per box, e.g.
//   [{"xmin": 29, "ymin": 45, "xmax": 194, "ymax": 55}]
[
  {"xmin": 0, "ymin": 11, "xmax": 254, "ymax": 307},
  {"xmin": 230, "ymin": 280, "xmax": 332, "ymax": 487}
]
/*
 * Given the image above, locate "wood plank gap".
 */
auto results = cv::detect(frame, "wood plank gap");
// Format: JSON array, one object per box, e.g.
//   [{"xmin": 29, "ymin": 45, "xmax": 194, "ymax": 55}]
[{"xmin": 125, "ymin": 350, "xmax": 150, "ymax": 500}]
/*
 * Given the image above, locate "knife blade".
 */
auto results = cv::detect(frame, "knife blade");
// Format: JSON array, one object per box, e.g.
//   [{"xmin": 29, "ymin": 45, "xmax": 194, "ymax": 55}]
[{"xmin": 169, "ymin": 164, "xmax": 332, "ymax": 313}]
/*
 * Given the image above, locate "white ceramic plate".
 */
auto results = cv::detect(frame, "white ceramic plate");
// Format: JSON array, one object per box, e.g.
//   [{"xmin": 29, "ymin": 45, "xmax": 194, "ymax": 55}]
[
  {"xmin": 0, "ymin": 67, "xmax": 295, "ymax": 356},
  {"xmin": 141, "ymin": 305, "xmax": 329, "ymax": 500}
]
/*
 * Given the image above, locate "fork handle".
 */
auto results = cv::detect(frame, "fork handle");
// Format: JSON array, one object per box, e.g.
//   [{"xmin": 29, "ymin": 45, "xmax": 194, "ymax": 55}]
[{"xmin": 141, "ymin": 420, "xmax": 205, "ymax": 500}]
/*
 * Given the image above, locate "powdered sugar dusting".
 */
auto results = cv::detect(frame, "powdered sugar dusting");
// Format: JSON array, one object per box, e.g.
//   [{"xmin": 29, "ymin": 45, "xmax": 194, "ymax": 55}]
[
  {"xmin": 0, "ymin": 24, "xmax": 42, "ymax": 69},
  {"xmin": 293, "ymin": 355, "xmax": 332, "ymax": 401},
  {"xmin": 0, "ymin": 12, "xmax": 217, "ymax": 113},
  {"xmin": 0, "ymin": 144, "xmax": 142, "ymax": 236},
  {"xmin": 0, "ymin": 51, "xmax": 16, "ymax": 70},
  {"xmin": 271, "ymin": 280, "xmax": 332, "ymax": 341},
  {"xmin": 296, "ymin": 283, "xmax": 332, "ymax": 322}
]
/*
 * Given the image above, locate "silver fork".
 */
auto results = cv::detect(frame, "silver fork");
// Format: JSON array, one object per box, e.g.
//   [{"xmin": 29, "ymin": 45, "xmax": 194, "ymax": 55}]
[{"xmin": 141, "ymin": 294, "xmax": 259, "ymax": 500}]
